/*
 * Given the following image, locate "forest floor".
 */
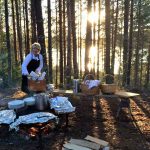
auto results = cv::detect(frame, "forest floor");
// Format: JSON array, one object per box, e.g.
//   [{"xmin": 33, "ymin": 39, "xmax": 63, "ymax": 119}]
[{"xmin": 0, "ymin": 87, "xmax": 150, "ymax": 150}]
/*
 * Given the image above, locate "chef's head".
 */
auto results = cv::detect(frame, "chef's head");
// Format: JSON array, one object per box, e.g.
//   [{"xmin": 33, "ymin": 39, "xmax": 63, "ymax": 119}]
[{"xmin": 31, "ymin": 42, "xmax": 41, "ymax": 55}]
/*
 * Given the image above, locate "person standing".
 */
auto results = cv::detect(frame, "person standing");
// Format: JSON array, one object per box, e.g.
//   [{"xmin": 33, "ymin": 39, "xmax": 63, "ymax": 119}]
[{"xmin": 21, "ymin": 42, "xmax": 43, "ymax": 93}]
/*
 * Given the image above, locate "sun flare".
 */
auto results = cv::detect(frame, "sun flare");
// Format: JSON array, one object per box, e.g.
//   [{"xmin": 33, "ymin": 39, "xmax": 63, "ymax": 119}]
[{"xmin": 88, "ymin": 12, "xmax": 98, "ymax": 23}]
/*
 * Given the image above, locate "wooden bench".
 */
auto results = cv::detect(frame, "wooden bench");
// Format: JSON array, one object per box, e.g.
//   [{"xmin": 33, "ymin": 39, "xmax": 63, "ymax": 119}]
[{"xmin": 115, "ymin": 91, "xmax": 140, "ymax": 118}]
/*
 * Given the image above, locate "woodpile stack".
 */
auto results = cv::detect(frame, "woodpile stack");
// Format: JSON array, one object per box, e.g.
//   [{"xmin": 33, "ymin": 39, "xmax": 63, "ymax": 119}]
[{"xmin": 63, "ymin": 135, "xmax": 109, "ymax": 150}]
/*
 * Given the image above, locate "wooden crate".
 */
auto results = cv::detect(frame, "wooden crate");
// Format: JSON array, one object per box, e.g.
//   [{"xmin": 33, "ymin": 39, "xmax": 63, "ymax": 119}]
[{"xmin": 28, "ymin": 79, "xmax": 46, "ymax": 92}]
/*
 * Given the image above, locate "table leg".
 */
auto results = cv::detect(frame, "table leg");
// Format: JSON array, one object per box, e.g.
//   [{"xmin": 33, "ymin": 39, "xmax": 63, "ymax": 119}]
[
  {"xmin": 116, "ymin": 97, "xmax": 131, "ymax": 119},
  {"xmin": 66, "ymin": 114, "xmax": 69, "ymax": 127}
]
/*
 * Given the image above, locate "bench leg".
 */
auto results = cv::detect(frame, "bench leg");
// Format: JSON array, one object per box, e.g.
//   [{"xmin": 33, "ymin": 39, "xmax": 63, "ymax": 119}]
[{"xmin": 128, "ymin": 105, "xmax": 132, "ymax": 118}]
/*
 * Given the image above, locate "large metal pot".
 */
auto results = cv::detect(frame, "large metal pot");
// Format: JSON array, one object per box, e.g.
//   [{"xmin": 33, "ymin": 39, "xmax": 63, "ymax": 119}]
[{"xmin": 34, "ymin": 93, "xmax": 49, "ymax": 110}]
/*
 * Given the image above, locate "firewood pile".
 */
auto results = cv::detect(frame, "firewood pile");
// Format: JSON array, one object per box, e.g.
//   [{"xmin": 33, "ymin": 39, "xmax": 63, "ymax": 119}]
[{"xmin": 63, "ymin": 135, "xmax": 109, "ymax": 150}]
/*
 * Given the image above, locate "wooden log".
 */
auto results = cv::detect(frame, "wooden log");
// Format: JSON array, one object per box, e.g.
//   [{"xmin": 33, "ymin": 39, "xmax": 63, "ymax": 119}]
[
  {"xmin": 63, "ymin": 143, "xmax": 92, "ymax": 150},
  {"xmin": 85, "ymin": 135, "xmax": 109, "ymax": 147},
  {"xmin": 69, "ymin": 139, "xmax": 101, "ymax": 150}
]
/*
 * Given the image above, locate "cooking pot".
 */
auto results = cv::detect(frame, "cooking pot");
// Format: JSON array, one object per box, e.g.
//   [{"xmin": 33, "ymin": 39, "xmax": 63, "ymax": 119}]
[{"xmin": 34, "ymin": 93, "xmax": 49, "ymax": 110}]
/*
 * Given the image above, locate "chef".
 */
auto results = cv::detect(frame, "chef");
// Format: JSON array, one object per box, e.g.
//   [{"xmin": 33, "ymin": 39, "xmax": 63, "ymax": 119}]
[{"xmin": 21, "ymin": 42, "xmax": 43, "ymax": 93}]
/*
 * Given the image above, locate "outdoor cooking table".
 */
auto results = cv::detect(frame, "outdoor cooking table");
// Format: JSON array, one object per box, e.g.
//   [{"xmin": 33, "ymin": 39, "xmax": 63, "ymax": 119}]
[
  {"xmin": 115, "ymin": 91, "xmax": 140, "ymax": 118},
  {"xmin": 49, "ymin": 96, "xmax": 76, "ymax": 128}
]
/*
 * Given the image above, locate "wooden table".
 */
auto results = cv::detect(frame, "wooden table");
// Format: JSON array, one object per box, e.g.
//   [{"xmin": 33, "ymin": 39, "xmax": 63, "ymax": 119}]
[
  {"xmin": 53, "ymin": 89, "xmax": 121, "ymax": 101},
  {"xmin": 53, "ymin": 89, "xmax": 86, "ymax": 96},
  {"xmin": 53, "ymin": 89, "xmax": 103, "ymax": 98},
  {"xmin": 115, "ymin": 91, "xmax": 140, "ymax": 118}
]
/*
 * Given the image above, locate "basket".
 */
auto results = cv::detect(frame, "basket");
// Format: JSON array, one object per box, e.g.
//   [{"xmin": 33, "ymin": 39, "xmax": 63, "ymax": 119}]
[
  {"xmin": 81, "ymin": 74, "xmax": 100, "ymax": 95},
  {"xmin": 101, "ymin": 74, "xmax": 117, "ymax": 94},
  {"xmin": 28, "ymin": 79, "xmax": 46, "ymax": 92}
]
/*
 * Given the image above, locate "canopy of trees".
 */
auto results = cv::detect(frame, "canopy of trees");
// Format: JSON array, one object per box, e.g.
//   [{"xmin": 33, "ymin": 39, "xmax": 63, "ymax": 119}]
[{"xmin": 0, "ymin": 0, "xmax": 150, "ymax": 90}]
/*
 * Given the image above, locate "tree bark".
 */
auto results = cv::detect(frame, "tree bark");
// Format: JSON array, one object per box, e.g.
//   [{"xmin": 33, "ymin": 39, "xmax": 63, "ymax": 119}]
[
  {"xmin": 24, "ymin": 0, "xmax": 30, "ymax": 55},
  {"xmin": 85, "ymin": 0, "xmax": 92, "ymax": 74},
  {"xmin": 58, "ymin": 0, "xmax": 64, "ymax": 87},
  {"xmin": 11, "ymin": 0, "xmax": 17, "ymax": 64},
  {"xmin": 97, "ymin": 0, "xmax": 101, "ymax": 79},
  {"xmin": 15, "ymin": 0, "xmax": 23, "ymax": 63},
  {"xmin": 105, "ymin": 0, "xmax": 111, "ymax": 83},
  {"xmin": 123, "ymin": 0, "xmax": 129, "ymax": 86},
  {"xmin": 5, "ymin": 0, "xmax": 12, "ymax": 84},
  {"xmin": 127, "ymin": 0, "xmax": 134, "ymax": 86},
  {"xmin": 66, "ymin": 0, "xmax": 72, "ymax": 89},
  {"xmin": 31, "ymin": 0, "xmax": 37, "ymax": 43},
  {"xmin": 79, "ymin": 0, "xmax": 82, "ymax": 77},
  {"xmin": 134, "ymin": 0, "xmax": 142, "ymax": 87},
  {"xmin": 47, "ymin": 0, "xmax": 53, "ymax": 83},
  {"xmin": 145, "ymin": 43, "xmax": 150, "ymax": 87},
  {"xmin": 55, "ymin": 0, "xmax": 58, "ymax": 87},
  {"xmin": 63, "ymin": 0, "xmax": 66, "ymax": 82},
  {"xmin": 111, "ymin": 0, "xmax": 119, "ymax": 75},
  {"xmin": 34, "ymin": 0, "xmax": 47, "ymax": 67},
  {"xmin": 71, "ymin": 0, "xmax": 78, "ymax": 79}
]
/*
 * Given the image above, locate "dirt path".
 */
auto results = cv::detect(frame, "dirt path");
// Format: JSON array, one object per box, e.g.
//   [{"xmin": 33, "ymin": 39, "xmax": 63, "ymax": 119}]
[{"xmin": 0, "ymin": 90, "xmax": 150, "ymax": 150}]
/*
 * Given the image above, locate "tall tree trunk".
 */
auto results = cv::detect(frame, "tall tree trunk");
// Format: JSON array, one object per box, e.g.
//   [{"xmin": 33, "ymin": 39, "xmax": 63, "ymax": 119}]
[
  {"xmin": 31, "ymin": 0, "xmax": 37, "ymax": 43},
  {"xmin": 97, "ymin": 0, "xmax": 101, "ymax": 79},
  {"xmin": 24, "ymin": 0, "xmax": 30, "ymax": 55},
  {"xmin": 47, "ymin": 0, "xmax": 53, "ymax": 83},
  {"xmin": 118, "ymin": 1, "xmax": 124, "ymax": 86},
  {"xmin": 5, "ymin": 0, "xmax": 12, "ymax": 84},
  {"xmin": 11, "ymin": 0, "xmax": 17, "ymax": 64},
  {"xmin": 63, "ymin": 0, "xmax": 66, "ymax": 82},
  {"xmin": 77, "ymin": 1, "xmax": 80, "ymax": 77},
  {"xmin": 140, "ymin": 30, "xmax": 144, "ymax": 87},
  {"xmin": 127, "ymin": 0, "xmax": 134, "ymax": 86},
  {"xmin": 58, "ymin": 0, "xmax": 64, "ymax": 87},
  {"xmin": 85, "ymin": 0, "xmax": 92, "ymax": 74},
  {"xmin": 92, "ymin": 0, "xmax": 96, "ymax": 75},
  {"xmin": 110, "ymin": 1, "xmax": 114, "ymax": 75},
  {"xmin": 55, "ymin": 0, "xmax": 58, "ymax": 87},
  {"xmin": 79, "ymin": 0, "xmax": 82, "ymax": 77},
  {"xmin": 34, "ymin": 0, "xmax": 47, "ymax": 67},
  {"xmin": 66, "ymin": 0, "xmax": 72, "ymax": 89},
  {"xmin": 145, "ymin": 43, "xmax": 150, "ymax": 88},
  {"xmin": 93, "ymin": 0, "xmax": 96, "ymax": 47},
  {"xmin": 71, "ymin": 0, "xmax": 78, "ymax": 79},
  {"xmin": 15, "ymin": 0, "xmax": 23, "ymax": 63},
  {"xmin": 111, "ymin": 0, "xmax": 119, "ymax": 75},
  {"xmin": 23, "ymin": 0, "xmax": 26, "ymax": 56},
  {"xmin": 105, "ymin": 0, "xmax": 111, "ymax": 83},
  {"xmin": 123, "ymin": 0, "xmax": 129, "ymax": 86},
  {"xmin": 134, "ymin": 0, "xmax": 141, "ymax": 87}
]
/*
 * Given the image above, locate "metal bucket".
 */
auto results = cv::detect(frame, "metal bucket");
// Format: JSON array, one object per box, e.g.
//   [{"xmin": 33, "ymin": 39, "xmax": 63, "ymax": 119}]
[{"xmin": 34, "ymin": 93, "xmax": 49, "ymax": 110}]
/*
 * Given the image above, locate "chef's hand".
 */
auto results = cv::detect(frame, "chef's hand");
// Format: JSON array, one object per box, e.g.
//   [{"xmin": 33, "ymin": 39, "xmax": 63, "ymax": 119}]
[{"xmin": 35, "ymin": 69, "xmax": 41, "ymax": 76}]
